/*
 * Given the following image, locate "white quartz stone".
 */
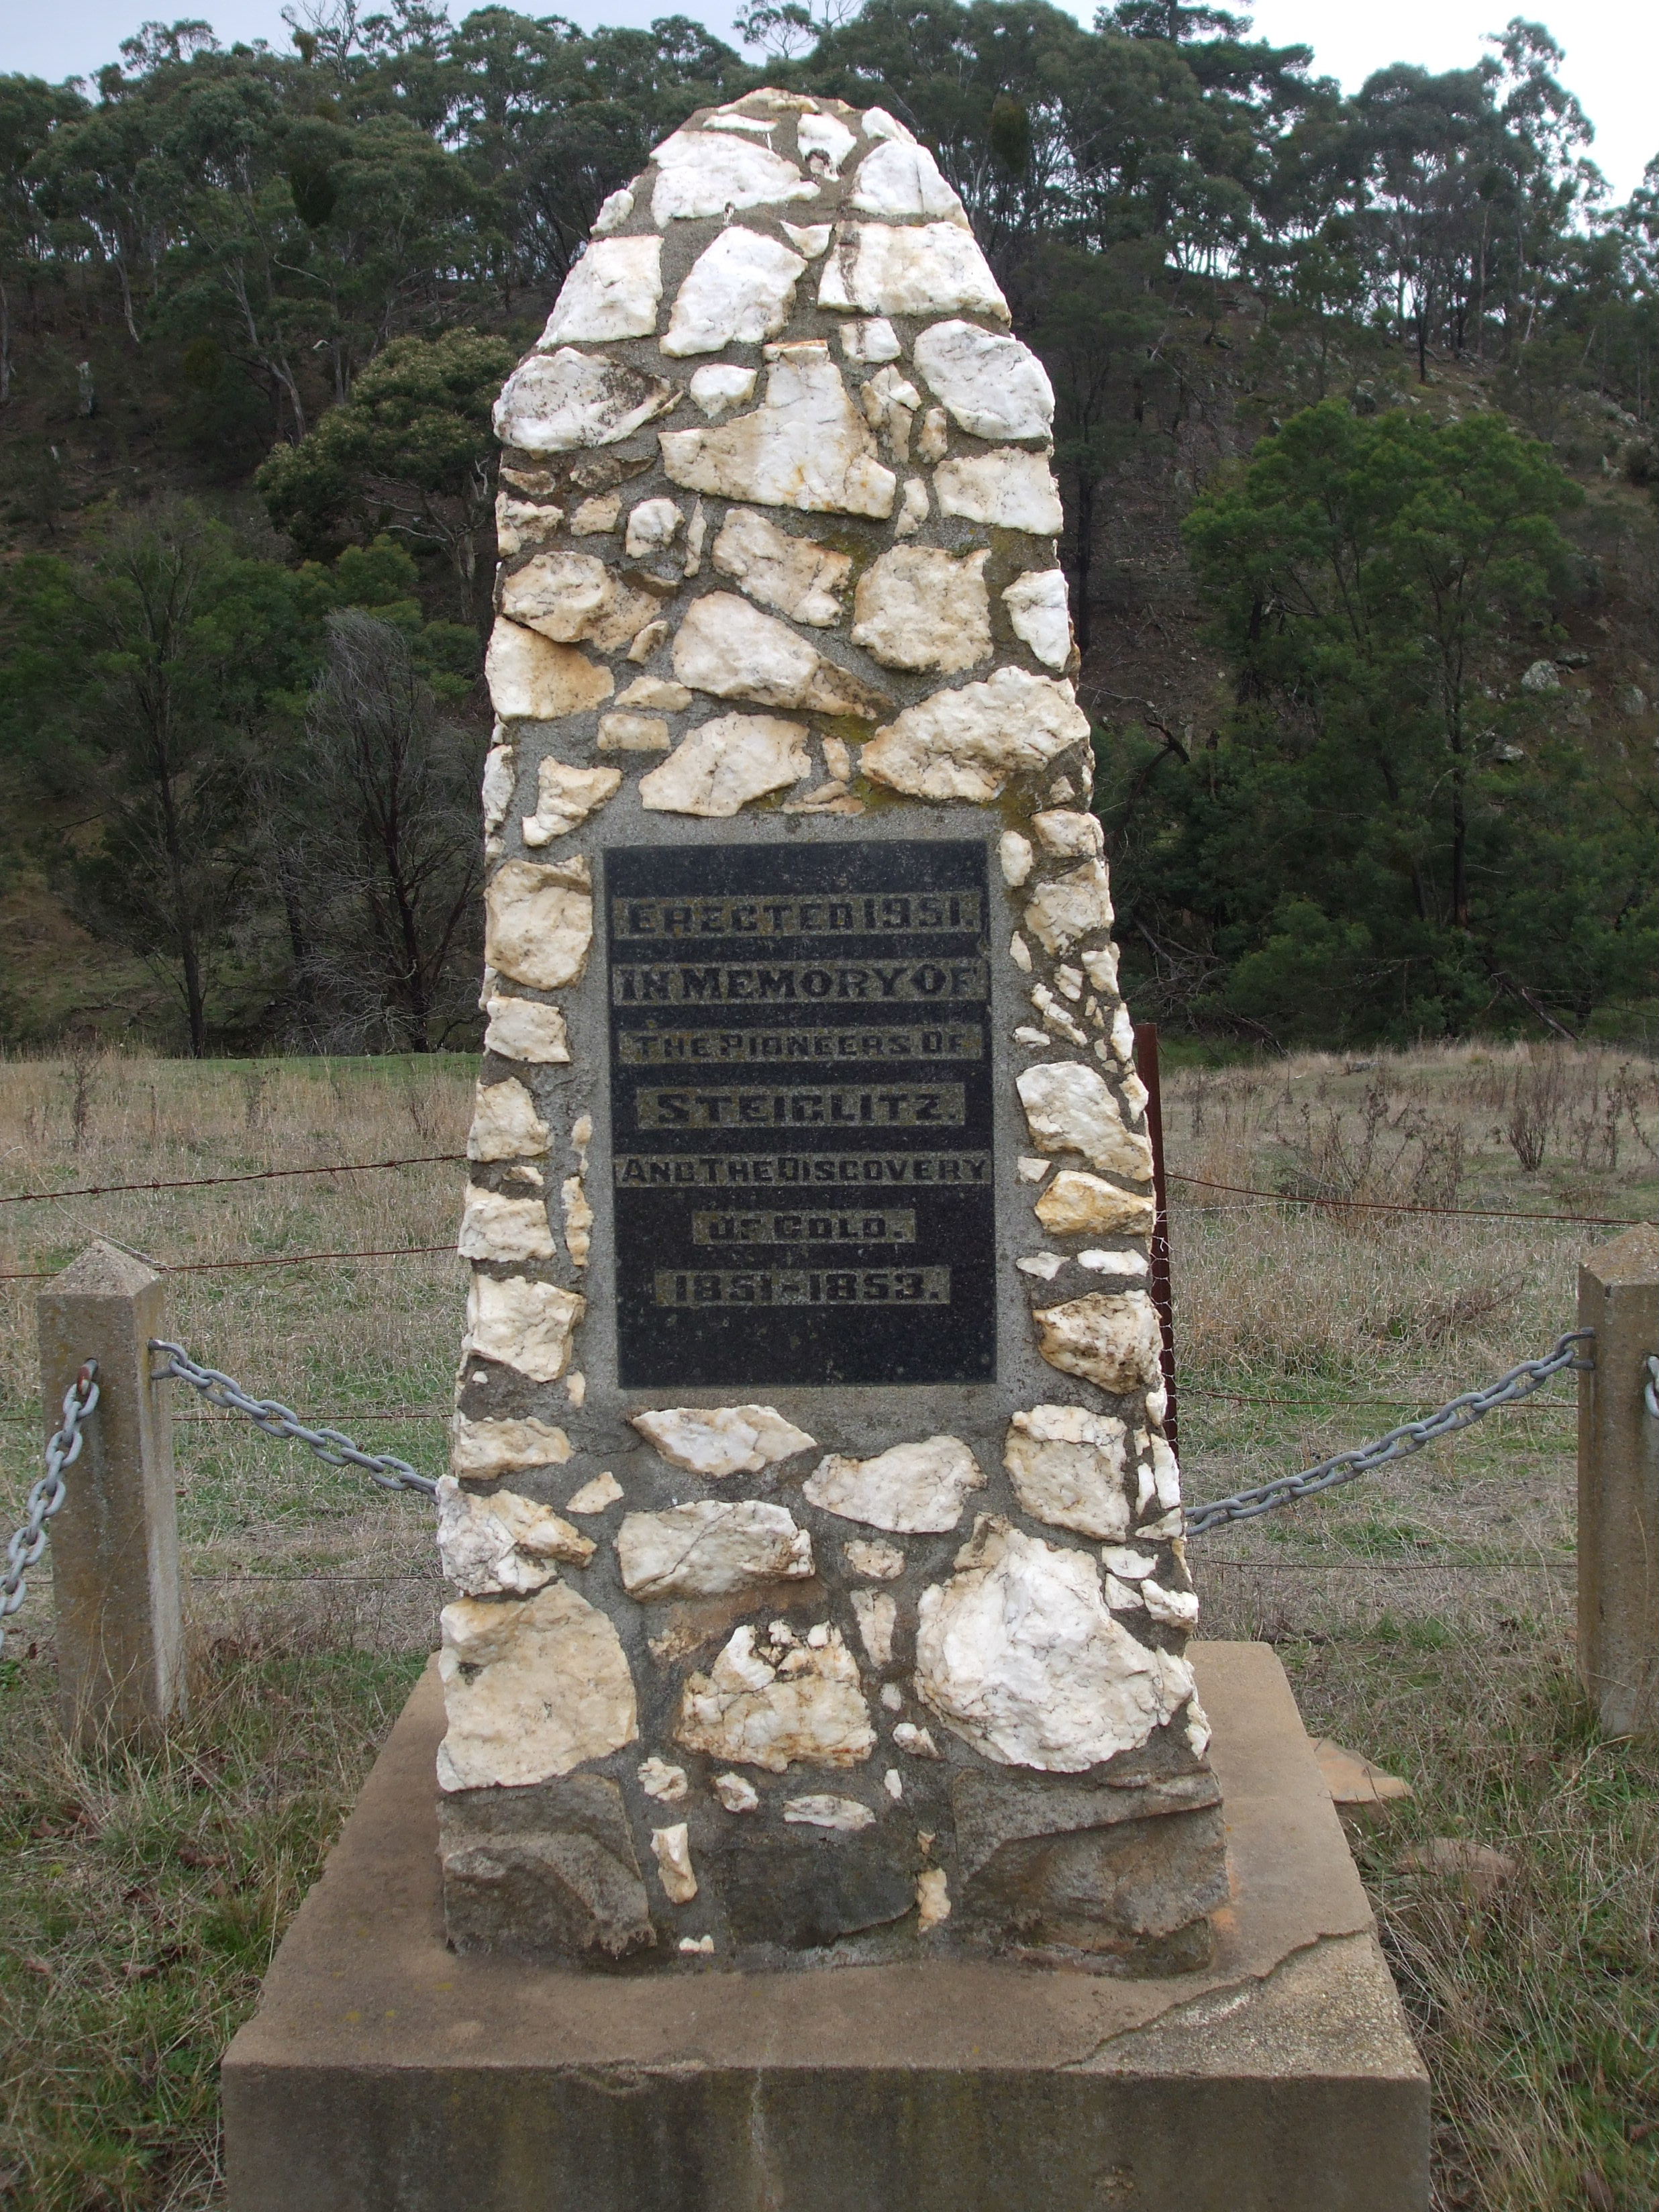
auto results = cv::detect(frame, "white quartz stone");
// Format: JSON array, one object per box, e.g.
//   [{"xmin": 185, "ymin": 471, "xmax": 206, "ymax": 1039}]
[
  {"xmin": 1024, "ymin": 858, "xmax": 1114, "ymax": 956},
  {"xmin": 674, "ymin": 1621, "xmax": 874, "ymax": 1773},
  {"xmin": 485, "ymin": 619, "xmax": 613, "ymax": 722},
  {"xmin": 712, "ymin": 507, "xmax": 851, "ymax": 626},
  {"xmin": 1032, "ymin": 1170, "xmax": 1151, "ymax": 1241},
  {"xmin": 616, "ymin": 674, "xmax": 694, "ymax": 711},
  {"xmin": 917, "ymin": 1867, "xmax": 950, "ymax": 1929},
  {"xmin": 450, "ymin": 1414, "xmax": 571, "ymax": 1480},
  {"xmin": 569, "ymin": 493, "xmax": 620, "ymax": 534},
  {"xmin": 1142, "ymin": 1579, "xmax": 1200, "ymax": 1628},
  {"xmin": 616, "ymin": 1501, "xmax": 814, "ymax": 1599},
  {"xmin": 819, "ymin": 223, "xmax": 1009, "ymax": 322},
  {"xmin": 638, "ymin": 712, "xmax": 811, "ymax": 817},
  {"xmin": 859, "ymin": 364, "xmax": 921, "ymax": 457},
  {"xmin": 1033, "ymin": 808, "xmax": 1104, "ymax": 860},
  {"xmin": 467, "ymin": 1075, "xmax": 550, "ymax": 1161},
  {"xmin": 560, "ymin": 1174, "xmax": 592, "ymax": 1266},
  {"xmin": 999, "ymin": 832, "xmax": 1034, "ymax": 887},
  {"xmin": 1079, "ymin": 1247, "xmax": 1148, "ymax": 1277},
  {"xmin": 650, "ymin": 1821, "xmax": 698, "ymax": 1903},
  {"xmin": 914, "ymin": 1517, "xmax": 1185, "ymax": 1771},
  {"xmin": 1015, "ymin": 1252, "xmax": 1064, "ymax": 1280},
  {"xmin": 463, "ymin": 1274, "xmax": 585, "ymax": 1384},
  {"xmin": 683, "ymin": 499, "xmax": 706, "ymax": 575},
  {"xmin": 840, "ymin": 317, "xmax": 901, "ymax": 364},
  {"xmin": 662, "ymin": 227, "xmax": 806, "ymax": 356},
  {"xmin": 1017, "ymin": 1063, "xmax": 1154, "ymax": 1180},
  {"xmin": 1003, "ymin": 1405, "xmax": 1132, "ymax": 1541},
  {"xmin": 500, "ymin": 552, "xmax": 661, "ymax": 653},
  {"xmin": 1003, "ymin": 570, "xmax": 1072, "ymax": 668},
  {"xmin": 913, "ymin": 320, "xmax": 1054, "ymax": 441},
  {"xmin": 521, "ymin": 758, "xmax": 623, "ymax": 845},
  {"xmin": 458, "ymin": 1184, "xmax": 556, "ymax": 1263},
  {"xmin": 494, "ymin": 347, "xmax": 678, "ymax": 455},
  {"xmin": 623, "ymin": 497, "xmax": 683, "ymax": 557},
  {"xmin": 803, "ymin": 1435, "xmax": 984, "ymax": 1534},
  {"xmin": 797, "ymin": 110, "xmax": 858, "ymax": 174},
  {"xmin": 892, "ymin": 1721, "xmax": 942, "ymax": 1758},
  {"xmin": 861, "ymin": 106, "xmax": 915, "ymax": 144},
  {"xmin": 850, "ymin": 138, "xmax": 962, "ymax": 219},
  {"xmin": 1186, "ymin": 1696, "xmax": 1212, "ymax": 1759},
  {"xmin": 437, "ymin": 1582, "xmax": 636, "ymax": 1790},
  {"xmin": 630, "ymin": 1403, "xmax": 816, "ymax": 1477},
  {"xmin": 1138, "ymin": 1431, "xmax": 1182, "ymax": 1511},
  {"xmin": 713, "ymin": 1770, "xmax": 760, "ymax": 1813},
  {"xmin": 598, "ymin": 711, "xmax": 672, "ymax": 752},
  {"xmin": 846, "ymin": 1540, "xmax": 904, "ymax": 1583},
  {"xmin": 915, "ymin": 405, "xmax": 949, "ymax": 464},
  {"xmin": 565, "ymin": 1471, "xmax": 623, "ymax": 1515},
  {"xmin": 540, "ymin": 236, "xmax": 663, "ymax": 345},
  {"xmin": 660, "ymin": 344, "xmax": 897, "ymax": 519},
  {"xmin": 495, "ymin": 493, "xmax": 564, "ymax": 558},
  {"xmin": 784, "ymin": 1794, "xmax": 875, "ymax": 1831},
  {"xmin": 781, "ymin": 221, "xmax": 832, "ymax": 256},
  {"xmin": 1034, "ymin": 1290, "xmax": 1164, "ymax": 1395},
  {"xmin": 893, "ymin": 476, "xmax": 930, "ymax": 536},
  {"xmin": 480, "ymin": 748, "xmax": 513, "ymax": 840},
  {"xmin": 1103, "ymin": 1544, "xmax": 1156, "ymax": 1580},
  {"xmin": 687, "ymin": 365, "xmax": 758, "ymax": 420},
  {"xmin": 672, "ymin": 592, "xmax": 883, "ymax": 716},
  {"xmin": 436, "ymin": 1474, "xmax": 595, "ymax": 1596},
  {"xmin": 851, "ymin": 1589, "xmax": 897, "ymax": 1666},
  {"xmin": 485, "ymin": 860, "xmax": 593, "ymax": 992},
  {"xmin": 860, "ymin": 665, "xmax": 1090, "ymax": 803},
  {"xmin": 649, "ymin": 129, "xmax": 819, "ymax": 225},
  {"xmin": 483, "ymin": 995, "xmax": 570, "ymax": 1064},
  {"xmin": 705, "ymin": 111, "xmax": 776, "ymax": 136},
  {"xmin": 851, "ymin": 546, "xmax": 991, "ymax": 673},
  {"xmin": 638, "ymin": 1756, "xmax": 689, "ymax": 1803},
  {"xmin": 591, "ymin": 183, "xmax": 634, "ymax": 234},
  {"xmin": 934, "ymin": 448, "xmax": 1063, "ymax": 534}
]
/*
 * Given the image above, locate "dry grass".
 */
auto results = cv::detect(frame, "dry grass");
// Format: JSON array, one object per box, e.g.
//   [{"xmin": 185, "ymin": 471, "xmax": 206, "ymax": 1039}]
[
  {"xmin": 1166, "ymin": 1042, "xmax": 1659, "ymax": 2211},
  {"xmin": 0, "ymin": 1050, "xmax": 473, "ymax": 1621},
  {"xmin": 0, "ymin": 1040, "xmax": 1656, "ymax": 2209}
]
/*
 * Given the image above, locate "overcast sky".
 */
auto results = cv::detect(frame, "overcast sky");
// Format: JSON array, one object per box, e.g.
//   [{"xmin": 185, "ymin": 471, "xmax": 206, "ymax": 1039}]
[{"xmin": 3, "ymin": 0, "xmax": 1654, "ymax": 201}]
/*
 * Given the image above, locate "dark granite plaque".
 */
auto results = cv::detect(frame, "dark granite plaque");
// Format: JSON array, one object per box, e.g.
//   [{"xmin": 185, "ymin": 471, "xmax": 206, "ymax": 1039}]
[{"xmin": 607, "ymin": 840, "xmax": 995, "ymax": 1389}]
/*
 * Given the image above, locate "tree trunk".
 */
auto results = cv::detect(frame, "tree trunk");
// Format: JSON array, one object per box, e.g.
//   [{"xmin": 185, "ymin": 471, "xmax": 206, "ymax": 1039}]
[{"xmin": 1071, "ymin": 468, "xmax": 1095, "ymax": 658}]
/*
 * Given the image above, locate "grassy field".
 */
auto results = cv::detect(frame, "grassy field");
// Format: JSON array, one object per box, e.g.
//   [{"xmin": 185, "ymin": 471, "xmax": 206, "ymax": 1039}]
[{"xmin": 1, "ymin": 1042, "xmax": 1656, "ymax": 2210}]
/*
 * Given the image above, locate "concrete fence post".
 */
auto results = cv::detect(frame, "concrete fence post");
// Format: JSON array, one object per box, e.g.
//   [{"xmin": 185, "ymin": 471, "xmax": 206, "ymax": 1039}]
[
  {"xmin": 36, "ymin": 1239, "xmax": 185, "ymax": 1745},
  {"xmin": 1578, "ymin": 1221, "xmax": 1659, "ymax": 1737}
]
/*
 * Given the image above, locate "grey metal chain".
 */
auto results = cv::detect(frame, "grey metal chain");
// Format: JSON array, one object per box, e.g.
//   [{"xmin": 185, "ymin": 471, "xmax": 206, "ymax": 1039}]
[
  {"xmin": 148, "ymin": 1342, "xmax": 437, "ymax": 1499},
  {"xmin": 1185, "ymin": 1329, "xmax": 1594, "ymax": 1536},
  {"xmin": 1, "ymin": 1362, "xmax": 100, "ymax": 1653}
]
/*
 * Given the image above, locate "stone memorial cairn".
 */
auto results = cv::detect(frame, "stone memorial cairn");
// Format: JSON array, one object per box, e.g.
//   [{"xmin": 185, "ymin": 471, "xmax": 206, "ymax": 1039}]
[{"xmin": 436, "ymin": 88, "xmax": 1225, "ymax": 1972}]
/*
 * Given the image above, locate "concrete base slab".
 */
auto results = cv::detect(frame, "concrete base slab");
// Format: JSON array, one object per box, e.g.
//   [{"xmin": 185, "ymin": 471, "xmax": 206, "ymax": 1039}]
[{"xmin": 223, "ymin": 1644, "xmax": 1428, "ymax": 2211}]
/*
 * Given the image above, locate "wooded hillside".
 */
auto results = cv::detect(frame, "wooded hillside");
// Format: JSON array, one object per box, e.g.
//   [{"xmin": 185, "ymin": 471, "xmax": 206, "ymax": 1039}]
[{"xmin": 0, "ymin": 0, "xmax": 1654, "ymax": 1052}]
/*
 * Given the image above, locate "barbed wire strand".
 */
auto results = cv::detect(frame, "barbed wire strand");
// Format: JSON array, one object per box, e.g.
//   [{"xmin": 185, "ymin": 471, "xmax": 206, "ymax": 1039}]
[
  {"xmin": 0, "ymin": 1152, "xmax": 465, "ymax": 1211},
  {"xmin": 0, "ymin": 1244, "xmax": 457, "ymax": 1284},
  {"xmin": 1166, "ymin": 1170, "xmax": 1650, "ymax": 1230},
  {"xmin": 1185, "ymin": 1330, "xmax": 1594, "ymax": 1536},
  {"xmin": 1, "ymin": 1364, "xmax": 99, "ymax": 1652}
]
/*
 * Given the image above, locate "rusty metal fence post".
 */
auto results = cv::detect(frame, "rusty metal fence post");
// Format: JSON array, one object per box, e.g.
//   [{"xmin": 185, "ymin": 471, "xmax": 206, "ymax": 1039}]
[{"xmin": 1134, "ymin": 1022, "xmax": 1178, "ymax": 1448}]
